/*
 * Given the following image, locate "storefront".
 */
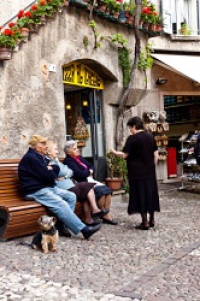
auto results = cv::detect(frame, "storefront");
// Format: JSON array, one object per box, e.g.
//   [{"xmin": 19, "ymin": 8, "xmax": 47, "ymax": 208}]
[
  {"xmin": 63, "ymin": 62, "xmax": 107, "ymax": 181},
  {"xmin": 149, "ymin": 54, "xmax": 200, "ymax": 180}
]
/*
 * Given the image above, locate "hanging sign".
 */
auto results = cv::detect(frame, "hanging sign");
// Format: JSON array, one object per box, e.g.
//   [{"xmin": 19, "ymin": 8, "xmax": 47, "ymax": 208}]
[{"xmin": 63, "ymin": 62, "xmax": 104, "ymax": 89}]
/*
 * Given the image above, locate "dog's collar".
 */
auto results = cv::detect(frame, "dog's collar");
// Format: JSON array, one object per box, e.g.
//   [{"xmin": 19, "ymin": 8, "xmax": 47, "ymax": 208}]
[{"xmin": 42, "ymin": 226, "xmax": 57, "ymax": 236}]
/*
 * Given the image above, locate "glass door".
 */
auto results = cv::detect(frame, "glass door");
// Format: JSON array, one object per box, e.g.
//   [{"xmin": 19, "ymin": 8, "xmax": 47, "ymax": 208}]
[{"xmin": 65, "ymin": 88, "xmax": 106, "ymax": 181}]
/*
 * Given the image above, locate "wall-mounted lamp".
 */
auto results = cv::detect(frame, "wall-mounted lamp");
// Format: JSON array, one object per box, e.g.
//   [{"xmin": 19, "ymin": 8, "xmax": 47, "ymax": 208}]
[
  {"xmin": 82, "ymin": 100, "xmax": 88, "ymax": 107},
  {"xmin": 156, "ymin": 78, "xmax": 168, "ymax": 85},
  {"xmin": 66, "ymin": 104, "xmax": 71, "ymax": 110}
]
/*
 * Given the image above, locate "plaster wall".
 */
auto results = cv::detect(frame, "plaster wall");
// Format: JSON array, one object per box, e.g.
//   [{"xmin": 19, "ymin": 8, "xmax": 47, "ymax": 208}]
[
  {"xmin": 0, "ymin": 0, "xmax": 33, "ymax": 25},
  {"xmin": 150, "ymin": 35, "xmax": 200, "ymax": 52}
]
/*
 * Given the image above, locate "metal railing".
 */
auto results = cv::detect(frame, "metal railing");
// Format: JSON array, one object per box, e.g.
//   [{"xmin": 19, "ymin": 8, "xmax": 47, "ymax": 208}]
[{"xmin": 1, "ymin": 1, "xmax": 36, "ymax": 29}]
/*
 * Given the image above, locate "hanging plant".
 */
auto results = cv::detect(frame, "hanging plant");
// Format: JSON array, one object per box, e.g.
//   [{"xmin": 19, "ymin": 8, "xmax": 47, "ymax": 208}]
[
  {"xmin": 89, "ymin": 20, "xmax": 105, "ymax": 48},
  {"xmin": 111, "ymin": 34, "xmax": 132, "ymax": 87},
  {"xmin": 118, "ymin": 47, "xmax": 132, "ymax": 87},
  {"xmin": 137, "ymin": 42, "xmax": 154, "ymax": 71}
]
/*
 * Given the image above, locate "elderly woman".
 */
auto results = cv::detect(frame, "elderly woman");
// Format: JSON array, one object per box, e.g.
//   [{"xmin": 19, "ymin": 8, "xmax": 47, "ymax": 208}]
[
  {"xmin": 46, "ymin": 141, "xmax": 109, "ymax": 226},
  {"xmin": 63, "ymin": 140, "xmax": 118, "ymax": 225},
  {"xmin": 110, "ymin": 116, "xmax": 160, "ymax": 230}
]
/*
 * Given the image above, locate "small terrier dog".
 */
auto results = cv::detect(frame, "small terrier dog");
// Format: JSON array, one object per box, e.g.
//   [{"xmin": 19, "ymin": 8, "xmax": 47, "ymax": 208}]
[{"xmin": 31, "ymin": 215, "xmax": 59, "ymax": 253}]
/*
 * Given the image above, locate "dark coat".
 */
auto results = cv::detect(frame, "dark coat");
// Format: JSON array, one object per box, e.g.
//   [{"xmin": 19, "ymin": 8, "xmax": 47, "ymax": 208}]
[
  {"xmin": 18, "ymin": 147, "xmax": 60, "ymax": 194},
  {"xmin": 63, "ymin": 155, "xmax": 95, "ymax": 182}
]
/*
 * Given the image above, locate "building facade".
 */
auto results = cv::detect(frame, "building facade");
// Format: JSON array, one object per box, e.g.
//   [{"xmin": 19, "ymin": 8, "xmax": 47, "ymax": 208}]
[{"xmin": 1, "ymin": 0, "xmax": 200, "ymax": 181}]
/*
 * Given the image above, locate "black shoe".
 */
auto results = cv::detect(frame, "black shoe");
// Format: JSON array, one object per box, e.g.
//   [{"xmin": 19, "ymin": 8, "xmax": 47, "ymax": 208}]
[
  {"xmin": 102, "ymin": 218, "xmax": 118, "ymax": 225},
  {"xmin": 58, "ymin": 225, "xmax": 71, "ymax": 237},
  {"xmin": 149, "ymin": 222, "xmax": 155, "ymax": 228},
  {"xmin": 92, "ymin": 209, "xmax": 109, "ymax": 220},
  {"xmin": 82, "ymin": 223, "xmax": 101, "ymax": 239},
  {"xmin": 85, "ymin": 218, "xmax": 102, "ymax": 226},
  {"xmin": 135, "ymin": 223, "xmax": 149, "ymax": 230}
]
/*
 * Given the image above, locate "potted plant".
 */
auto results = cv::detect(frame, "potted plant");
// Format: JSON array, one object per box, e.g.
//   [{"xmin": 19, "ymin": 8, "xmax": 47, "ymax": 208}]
[
  {"xmin": 30, "ymin": 1, "xmax": 54, "ymax": 25},
  {"xmin": 97, "ymin": 0, "xmax": 107, "ymax": 12},
  {"xmin": 110, "ymin": 0, "xmax": 123, "ymax": 18},
  {"xmin": 106, "ymin": 153, "xmax": 126, "ymax": 190},
  {"xmin": 156, "ymin": 15, "xmax": 163, "ymax": 32},
  {"xmin": 0, "ymin": 28, "xmax": 17, "ymax": 60},
  {"xmin": 178, "ymin": 23, "xmax": 192, "ymax": 35},
  {"xmin": 16, "ymin": 10, "xmax": 36, "ymax": 37}
]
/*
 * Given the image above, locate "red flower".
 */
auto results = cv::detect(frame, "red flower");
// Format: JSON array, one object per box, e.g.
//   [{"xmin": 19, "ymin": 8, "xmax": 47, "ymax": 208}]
[
  {"xmin": 142, "ymin": 8, "xmax": 149, "ymax": 14},
  {"xmin": 30, "ymin": 4, "xmax": 38, "ymax": 11},
  {"xmin": 24, "ymin": 11, "xmax": 32, "ymax": 18},
  {"xmin": 40, "ymin": 0, "xmax": 47, "ymax": 5},
  {"xmin": 17, "ymin": 10, "xmax": 24, "ymax": 19},
  {"xmin": 152, "ymin": 11, "xmax": 157, "ymax": 16},
  {"xmin": 8, "ymin": 22, "xmax": 16, "ymax": 28},
  {"xmin": 4, "ymin": 29, "xmax": 14, "ymax": 36}
]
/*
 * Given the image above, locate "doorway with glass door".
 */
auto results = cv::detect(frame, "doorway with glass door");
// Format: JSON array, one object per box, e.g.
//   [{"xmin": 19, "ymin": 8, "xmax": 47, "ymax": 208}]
[{"xmin": 65, "ymin": 88, "xmax": 106, "ymax": 181}]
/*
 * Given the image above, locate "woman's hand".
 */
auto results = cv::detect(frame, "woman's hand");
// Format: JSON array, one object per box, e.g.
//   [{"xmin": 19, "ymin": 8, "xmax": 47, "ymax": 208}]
[
  {"xmin": 110, "ymin": 149, "xmax": 128, "ymax": 159},
  {"xmin": 89, "ymin": 169, "xmax": 94, "ymax": 177}
]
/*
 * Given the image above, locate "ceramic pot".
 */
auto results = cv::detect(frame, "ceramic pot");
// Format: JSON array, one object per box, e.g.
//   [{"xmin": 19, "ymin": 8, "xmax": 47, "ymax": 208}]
[
  {"xmin": 20, "ymin": 27, "xmax": 30, "ymax": 42},
  {"xmin": 106, "ymin": 177, "xmax": 123, "ymax": 190},
  {"xmin": 0, "ymin": 47, "xmax": 12, "ymax": 60}
]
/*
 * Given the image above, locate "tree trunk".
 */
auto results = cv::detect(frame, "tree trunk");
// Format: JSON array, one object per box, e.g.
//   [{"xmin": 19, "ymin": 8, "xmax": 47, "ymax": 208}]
[{"xmin": 116, "ymin": 0, "xmax": 143, "ymax": 149}]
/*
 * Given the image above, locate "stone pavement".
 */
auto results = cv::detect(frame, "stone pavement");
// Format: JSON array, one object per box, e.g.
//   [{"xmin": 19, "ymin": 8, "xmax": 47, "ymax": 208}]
[{"xmin": 0, "ymin": 185, "xmax": 200, "ymax": 301}]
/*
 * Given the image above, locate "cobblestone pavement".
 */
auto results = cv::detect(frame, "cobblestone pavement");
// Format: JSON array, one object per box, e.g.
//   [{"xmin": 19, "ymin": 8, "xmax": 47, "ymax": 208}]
[{"xmin": 0, "ymin": 187, "xmax": 200, "ymax": 301}]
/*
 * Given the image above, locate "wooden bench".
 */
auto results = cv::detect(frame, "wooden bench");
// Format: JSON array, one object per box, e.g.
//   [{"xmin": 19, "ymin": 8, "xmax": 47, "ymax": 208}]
[{"xmin": 0, "ymin": 159, "xmax": 83, "ymax": 241}]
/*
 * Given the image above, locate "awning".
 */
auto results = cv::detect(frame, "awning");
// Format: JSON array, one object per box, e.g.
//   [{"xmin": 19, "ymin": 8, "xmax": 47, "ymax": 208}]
[{"xmin": 152, "ymin": 53, "xmax": 200, "ymax": 83}]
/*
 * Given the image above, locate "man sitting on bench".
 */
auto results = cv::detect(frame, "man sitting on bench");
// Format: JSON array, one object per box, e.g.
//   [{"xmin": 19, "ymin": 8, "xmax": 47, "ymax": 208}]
[{"xmin": 18, "ymin": 134, "xmax": 103, "ymax": 239}]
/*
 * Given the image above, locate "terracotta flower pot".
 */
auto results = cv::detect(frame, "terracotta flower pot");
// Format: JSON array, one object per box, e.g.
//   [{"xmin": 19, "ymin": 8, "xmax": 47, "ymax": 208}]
[
  {"xmin": 40, "ymin": 15, "xmax": 47, "ymax": 25},
  {"xmin": 20, "ymin": 27, "xmax": 30, "ymax": 37},
  {"xmin": 63, "ymin": 0, "xmax": 70, "ymax": 6},
  {"xmin": 20, "ymin": 27, "xmax": 30, "ymax": 42},
  {"xmin": 0, "ymin": 47, "xmax": 12, "ymax": 60},
  {"xmin": 106, "ymin": 177, "xmax": 123, "ymax": 190},
  {"xmin": 149, "ymin": 23, "xmax": 157, "ymax": 31},
  {"xmin": 98, "ymin": 4, "xmax": 107, "ymax": 12},
  {"xmin": 112, "ymin": 11, "xmax": 120, "ymax": 19}
]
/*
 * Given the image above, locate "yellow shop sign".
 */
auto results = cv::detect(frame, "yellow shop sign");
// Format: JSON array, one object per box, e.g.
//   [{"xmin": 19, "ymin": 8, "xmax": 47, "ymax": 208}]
[{"xmin": 63, "ymin": 62, "xmax": 104, "ymax": 90}]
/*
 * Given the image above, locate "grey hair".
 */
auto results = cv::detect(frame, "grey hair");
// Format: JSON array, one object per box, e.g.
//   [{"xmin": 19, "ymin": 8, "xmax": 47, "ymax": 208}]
[{"xmin": 64, "ymin": 140, "xmax": 77, "ymax": 154}]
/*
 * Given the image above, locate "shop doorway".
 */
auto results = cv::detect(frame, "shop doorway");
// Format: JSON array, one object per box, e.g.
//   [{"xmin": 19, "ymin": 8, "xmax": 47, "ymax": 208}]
[{"xmin": 64, "ymin": 88, "xmax": 106, "ymax": 181}]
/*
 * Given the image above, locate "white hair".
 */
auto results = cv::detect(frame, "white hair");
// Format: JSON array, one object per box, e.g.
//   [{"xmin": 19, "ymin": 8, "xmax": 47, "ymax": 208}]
[{"xmin": 64, "ymin": 140, "xmax": 77, "ymax": 154}]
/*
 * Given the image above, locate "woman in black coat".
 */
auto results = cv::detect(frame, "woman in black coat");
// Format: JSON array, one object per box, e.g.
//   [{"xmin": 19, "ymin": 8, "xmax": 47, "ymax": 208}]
[
  {"xmin": 111, "ymin": 116, "xmax": 160, "ymax": 230},
  {"xmin": 63, "ymin": 141, "xmax": 118, "ymax": 225}
]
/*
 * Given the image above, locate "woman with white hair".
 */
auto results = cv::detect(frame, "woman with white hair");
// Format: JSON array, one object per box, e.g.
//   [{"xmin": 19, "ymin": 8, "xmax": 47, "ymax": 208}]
[
  {"xmin": 46, "ymin": 141, "xmax": 109, "ymax": 226},
  {"xmin": 63, "ymin": 140, "xmax": 118, "ymax": 225}
]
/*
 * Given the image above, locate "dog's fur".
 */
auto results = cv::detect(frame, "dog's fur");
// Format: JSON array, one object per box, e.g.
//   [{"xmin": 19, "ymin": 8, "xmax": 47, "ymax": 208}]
[{"xmin": 19, "ymin": 215, "xmax": 59, "ymax": 253}]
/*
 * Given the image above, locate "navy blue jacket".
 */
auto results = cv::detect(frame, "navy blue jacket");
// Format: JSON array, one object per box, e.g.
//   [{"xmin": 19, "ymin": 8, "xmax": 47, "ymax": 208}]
[
  {"xmin": 18, "ymin": 147, "xmax": 60, "ymax": 194},
  {"xmin": 63, "ymin": 155, "xmax": 95, "ymax": 182}
]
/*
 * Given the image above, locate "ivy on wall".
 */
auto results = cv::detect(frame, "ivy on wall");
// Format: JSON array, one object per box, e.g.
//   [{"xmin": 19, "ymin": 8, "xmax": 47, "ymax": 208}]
[{"xmin": 89, "ymin": 20, "xmax": 132, "ymax": 87}]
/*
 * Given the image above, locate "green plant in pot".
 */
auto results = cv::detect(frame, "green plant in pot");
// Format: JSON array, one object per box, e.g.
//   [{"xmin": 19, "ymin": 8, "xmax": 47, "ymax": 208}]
[
  {"xmin": 178, "ymin": 23, "xmax": 192, "ymax": 35},
  {"xmin": 16, "ymin": 10, "xmax": 36, "ymax": 29},
  {"xmin": 110, "ymin": 0, "xmax": 123, "ymax": 18},
  {"xmin": 106, "ymin": 153, "xmax": 128, "ymax": 191},
  {"xmin": 0, "ymin": 29, "xmax": 18, "ymax": 49}
]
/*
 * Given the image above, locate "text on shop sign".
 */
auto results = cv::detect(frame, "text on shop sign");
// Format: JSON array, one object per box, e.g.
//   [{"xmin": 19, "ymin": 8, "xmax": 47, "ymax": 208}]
[{"xmin": 63, "ymin": 62, "xmax": 104, "ymax": 89}]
